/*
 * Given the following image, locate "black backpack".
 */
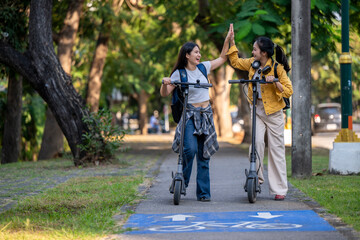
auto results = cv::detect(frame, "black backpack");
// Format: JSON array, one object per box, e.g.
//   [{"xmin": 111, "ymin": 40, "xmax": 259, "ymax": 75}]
[
  {"xmin": 171, "ymin": 63, "xmax": 208, "ymax": 123},
  {"xmin": 273, "ymin": 62, "xmax": 290, "ymax": 110}
]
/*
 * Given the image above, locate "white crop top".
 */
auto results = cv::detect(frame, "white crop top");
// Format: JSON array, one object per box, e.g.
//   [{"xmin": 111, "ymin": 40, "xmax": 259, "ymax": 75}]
[{"xmin": 170, "ymin": 61, "xmax": 211, "ymax": 104}]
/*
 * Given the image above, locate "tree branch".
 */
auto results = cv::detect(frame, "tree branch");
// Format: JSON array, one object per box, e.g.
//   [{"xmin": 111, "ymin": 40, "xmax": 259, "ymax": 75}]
[{"xmin": 0, "ymin": 40, "xmax": 37, "ymax": 82}]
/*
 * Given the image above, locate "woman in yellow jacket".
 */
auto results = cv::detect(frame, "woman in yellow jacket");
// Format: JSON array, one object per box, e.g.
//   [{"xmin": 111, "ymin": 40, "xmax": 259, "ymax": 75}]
[{"xmin": 226, "ymin": 24, "xmax": 293, "ymax": 200}]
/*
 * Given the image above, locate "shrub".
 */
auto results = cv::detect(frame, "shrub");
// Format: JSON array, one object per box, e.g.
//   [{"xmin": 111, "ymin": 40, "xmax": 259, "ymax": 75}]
[{"xmin": 78, "ymin": 108, "xmax": 125, "ymax": 165}]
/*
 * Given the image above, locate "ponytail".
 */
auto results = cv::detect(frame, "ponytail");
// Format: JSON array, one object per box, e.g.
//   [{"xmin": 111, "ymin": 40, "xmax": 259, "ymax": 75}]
[{"xmin": 275, "ymin": 45, "xmax": 290, "ymax": 73}]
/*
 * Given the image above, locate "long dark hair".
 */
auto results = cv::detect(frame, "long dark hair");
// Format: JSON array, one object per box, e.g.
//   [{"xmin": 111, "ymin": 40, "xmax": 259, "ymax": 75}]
[
  {"xmin": 170, "ymin": 42, "xmax": 199, "ymax": 76},
  {"xmin": 255, "ymin": 36, "xmax": 290, "ymax": 73}
]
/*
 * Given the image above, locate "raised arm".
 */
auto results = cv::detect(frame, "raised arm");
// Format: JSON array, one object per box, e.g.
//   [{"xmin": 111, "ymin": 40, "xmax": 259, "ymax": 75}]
[
  {"xmin": 209, "ymin": 24, "xmax": 234, "ymax": 71},
  {"xmin": 225, "ymin": 24, "xmax": 253, "ymax": 71}
]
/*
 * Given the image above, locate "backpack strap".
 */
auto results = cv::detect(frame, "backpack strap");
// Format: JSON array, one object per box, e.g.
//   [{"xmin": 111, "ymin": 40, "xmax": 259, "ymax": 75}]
[
  {"xmin": 178, "ymin": 68, "xmax": 187, "ymax": 82},
  {"xmin": 178, "ymin": 63, "xmax": 208, "ymax": 88},
  {"xmin": 274, "ymin": 62, "xmax": 278, "ymax": 79},
  {"xmin": 178, "ymin": 68, "xmax": 187, "ymax": 92},
  {"xmin": 270, "ymin": 58, "xmax": 278, "ymax": 79},
  {"xmin": 196, "ymin": 63, "xmax": 208, "ymax": 82}
]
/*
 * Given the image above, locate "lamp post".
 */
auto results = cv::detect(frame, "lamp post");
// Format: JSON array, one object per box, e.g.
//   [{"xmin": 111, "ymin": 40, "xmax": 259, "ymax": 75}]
[
  {"xmin": 339, "ymin": 0, "xmax": 352, "ymax": 131},
  {"xmin": 330, "ymin": 0, "xmax": 360, "ymax": 175},
  {"xmin": 334, "ymin": 0, "xmax": 359, "ymax": 142}
]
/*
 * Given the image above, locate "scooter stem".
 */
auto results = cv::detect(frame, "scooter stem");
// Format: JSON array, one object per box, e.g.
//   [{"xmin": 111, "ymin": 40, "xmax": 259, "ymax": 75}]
[
  {"xmin": 178, "ymin": 87, "xmax": 189, "ymax": 166},
  {"xmin": 250, "ymin": 78, "xmax": 259, "ymax": 170}
]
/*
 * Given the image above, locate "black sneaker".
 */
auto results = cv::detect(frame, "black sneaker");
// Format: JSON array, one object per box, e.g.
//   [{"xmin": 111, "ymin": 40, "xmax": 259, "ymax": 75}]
[{"xmin": 198, "ymin": 197, "xmax": 211, "ymax": 202}]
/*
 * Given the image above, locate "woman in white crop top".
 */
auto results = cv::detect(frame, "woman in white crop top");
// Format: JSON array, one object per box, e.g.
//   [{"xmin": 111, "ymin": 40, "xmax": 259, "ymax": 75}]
[{"xmin": 159, "ymin": 27, "xmax": 232, "ymax": 202}]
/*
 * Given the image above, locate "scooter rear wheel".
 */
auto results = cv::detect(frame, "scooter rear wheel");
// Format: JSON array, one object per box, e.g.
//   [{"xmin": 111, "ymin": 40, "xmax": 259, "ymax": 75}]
[
  {"xmin": 247, "ymin": 178, "xmax": 257, "ymax": 203},
  {"xmin": 173, "ymin": 180, "xmax": 181, "ymax": 205}
]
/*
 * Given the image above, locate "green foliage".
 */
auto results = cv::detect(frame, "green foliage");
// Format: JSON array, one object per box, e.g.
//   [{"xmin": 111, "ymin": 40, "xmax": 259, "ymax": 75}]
[
  {"xmin": 204, "ymin": 0, "xmax": 359, "ymax": 110},
  {"xmin": 310, "ymin": 0, "xmax": 341, "ymax": 58},
  {"xmin": 78, "ymin": 108, "xmax": 126, "ymax": 165},
  {"xmin": 311, "ymin": 28, "xmax": 360, "ymax": 106},
  {"xmin": 210, "ymin": 0, "xmax": 345, "ymax": 56},
  {"xmin": 20, "ymin": 92, "xmax": 46, "ymax": 161},
  {"xmin": 0, "ymin": 0, "xmax": 30, "ymax": 50},
  {"xmin": 0, "ymin": 73, "xmax": 45, "ymax": 162},
  {"xmin": 102, "ymin": 1, "xmax": 196, "ymax": 113},
  {"xmin": 211, "ymin": 0, "xmax": 285, "ymax": 49},
  {"xmin": 52, "ymin": 0, "xmax": 74, "ymax": 34},
  {"xmin": 350, "ymin": 0, "xmax": 360, "ymax": 34}
]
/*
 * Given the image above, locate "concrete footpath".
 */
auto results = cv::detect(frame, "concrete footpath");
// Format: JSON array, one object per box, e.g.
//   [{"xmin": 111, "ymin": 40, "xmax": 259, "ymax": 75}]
[{"xmin": 115, "ymin": 136, "xmax": 359, "ymax": 240}]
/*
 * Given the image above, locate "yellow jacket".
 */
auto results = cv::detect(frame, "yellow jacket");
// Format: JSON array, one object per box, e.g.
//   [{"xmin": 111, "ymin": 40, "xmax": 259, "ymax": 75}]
[{"xmin": 226, "ymin": 45, "xmax": 293, "ymax": 115}]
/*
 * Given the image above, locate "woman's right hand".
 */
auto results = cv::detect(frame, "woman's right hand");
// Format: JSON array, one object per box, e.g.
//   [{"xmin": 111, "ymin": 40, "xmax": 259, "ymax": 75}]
[
  {"xmin": 162, "ymin": 77, "xmax": 171, "ymax": 85},
  {"xmin": 160, "ymin": 77, "xmax": 175, "ymax": 97}
]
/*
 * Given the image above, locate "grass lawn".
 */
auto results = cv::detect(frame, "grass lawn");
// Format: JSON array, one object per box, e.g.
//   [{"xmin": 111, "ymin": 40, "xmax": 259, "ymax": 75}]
[
  {"xmin": 0, "ymin": 141, "xmax": 163, "ymax": 240},
  {"xmin": 287, "ymin": 147, "xmax": 360, "ymax": 232},
  {"xmin": 0, "ymin": 175, "xmax": 143, "ymax": 240}
]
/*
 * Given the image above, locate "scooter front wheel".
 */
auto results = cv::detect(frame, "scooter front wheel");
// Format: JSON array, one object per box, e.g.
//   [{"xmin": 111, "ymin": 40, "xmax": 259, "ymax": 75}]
[
  {"xmin": 173, "ymin": 180, "xmax": 181, "ymax": 205},
  {"xmin": 247, "ymin": 178, "xmax": 257, "ymax": 203}
]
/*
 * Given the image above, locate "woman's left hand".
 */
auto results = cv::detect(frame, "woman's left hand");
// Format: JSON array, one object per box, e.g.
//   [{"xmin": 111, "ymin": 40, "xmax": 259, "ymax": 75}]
[
  {"xmin": 265, "ymin": 75, "xmax": 275, "ymax": 82},
  {"xmin": 266, "ymin": 76, "xmax": 284, "ymax": 92}
]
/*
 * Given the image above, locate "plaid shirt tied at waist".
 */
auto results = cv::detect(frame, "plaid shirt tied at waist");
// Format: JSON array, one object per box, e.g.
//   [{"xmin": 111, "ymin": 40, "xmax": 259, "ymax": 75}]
[{"xmin": 172, "ymin": 104, "xmax": 219, "ymax": 159}]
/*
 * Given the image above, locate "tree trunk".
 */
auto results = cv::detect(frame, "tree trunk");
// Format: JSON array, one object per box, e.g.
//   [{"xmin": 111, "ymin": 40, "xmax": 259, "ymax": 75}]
[
  {"xmin": 57, "ymin": 0, "xmax": 84, "ymax": 74},
  {"xmin": 39, "ymin": 0, "xmax": 84, "ymax": 160},
  {"xmin": 133, "ymin": 90, "xmax": 149, "ymax": 135},
  {"xmin": 234, "ymin": 69, "xmax": 252, "ymax": 143},
  {"xmin": 211, "ymin": 65, "xmax": 233, "ymax": 137},
  {"xmin": 1, "ymin": 72, "xmax": 22, "ymax": 164},
  {"xmin": 86, "ymin": 29, "xmax": 109, "ymax": 112},
  {"xmin": 0, "ymin": 0, "xmax": 91, "ymax": 165},
  {"xmin": 38, "ymin": 108, "xmax": 64, "ymax": 159},
  {"xmin": 291, "ymin": 0, "xmax": 312, "ymax": 177}
]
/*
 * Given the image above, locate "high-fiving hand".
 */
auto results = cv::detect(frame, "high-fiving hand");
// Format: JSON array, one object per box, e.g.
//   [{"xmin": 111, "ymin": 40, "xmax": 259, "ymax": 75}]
[{"xmin": 225, "ymin": 23, "xmax": 235, "ymax": 46}]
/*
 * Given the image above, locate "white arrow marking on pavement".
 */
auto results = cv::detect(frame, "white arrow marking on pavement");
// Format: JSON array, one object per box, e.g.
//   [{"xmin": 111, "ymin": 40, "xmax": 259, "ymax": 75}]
[
  {"xmin": 249, "ymin": 212, "xmax": 283, "ymax": 219},
  {"xmin": 163, "ymin": 214, "xmax": 195, "ymax": 221}
]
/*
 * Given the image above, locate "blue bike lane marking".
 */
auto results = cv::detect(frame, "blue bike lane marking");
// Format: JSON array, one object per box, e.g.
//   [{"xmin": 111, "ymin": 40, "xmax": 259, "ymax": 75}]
[{"xmin": 122, "ymin": 210, "xmax": 336, "ymax": 234}]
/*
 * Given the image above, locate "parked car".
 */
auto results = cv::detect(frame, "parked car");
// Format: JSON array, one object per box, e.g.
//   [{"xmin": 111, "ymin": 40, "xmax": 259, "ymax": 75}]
[{"xmin": 311, "ymin": 103, "xmax": 341, "ymax": 134}]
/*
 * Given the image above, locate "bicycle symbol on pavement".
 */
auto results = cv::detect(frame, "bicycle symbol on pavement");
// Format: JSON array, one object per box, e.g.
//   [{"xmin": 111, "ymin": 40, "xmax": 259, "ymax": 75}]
[
  {"xmin": 123, "ymin": 210, "xmax": 336, "ymax": 234},
  {"xmin": 149, "ymin": 221, "xmax": 302, "ymax": 232}
]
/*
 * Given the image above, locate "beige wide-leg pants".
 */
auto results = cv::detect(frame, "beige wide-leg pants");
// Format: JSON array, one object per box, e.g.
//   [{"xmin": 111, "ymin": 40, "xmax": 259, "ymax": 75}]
[{"xmin": 250, "ymin": 100, "xmax": 288, "ymax": 196}]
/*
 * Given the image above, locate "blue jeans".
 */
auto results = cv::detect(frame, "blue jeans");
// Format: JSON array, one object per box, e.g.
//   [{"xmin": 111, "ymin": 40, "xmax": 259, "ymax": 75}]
[{"xmin": 182, "ymin": 118, "xmax": 211, "ymax": 200}]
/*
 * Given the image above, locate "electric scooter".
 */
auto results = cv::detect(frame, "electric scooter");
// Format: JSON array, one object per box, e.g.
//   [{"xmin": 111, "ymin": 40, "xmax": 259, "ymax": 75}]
[
  {"xmin": 166, "ymin": 79, "xmax": 212, "ymax": 205},
  {"xmin": 228, "ymin": 63, "xmax": 277, "ymax": 203}
]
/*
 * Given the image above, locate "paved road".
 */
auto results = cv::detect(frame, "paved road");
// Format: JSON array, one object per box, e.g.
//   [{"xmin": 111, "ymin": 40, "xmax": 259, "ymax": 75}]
[
  {"xmin": 115, "ymin": 137, "xmax": 358, "ymax": 240},
  {"xmin": 312, "ymin": 123, "xmax": 360, "ymax": 149}
]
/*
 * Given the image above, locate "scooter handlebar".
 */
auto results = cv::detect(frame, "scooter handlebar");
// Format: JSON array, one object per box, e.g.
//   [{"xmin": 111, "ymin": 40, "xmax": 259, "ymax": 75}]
[
  {"xmin": 228, "ymin": 80, "xmax": 243, "ymax": 84},
  {"xmin": 162, "ymin": 80, "xmax": 212, "ymax": 88},
  {"xmin": 195, "ymin": 82, "xmax": 212, "ymax": 88},
  {"xmin": 228, "ymin": 78, "xmax": 279, "ymax": 84}
]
